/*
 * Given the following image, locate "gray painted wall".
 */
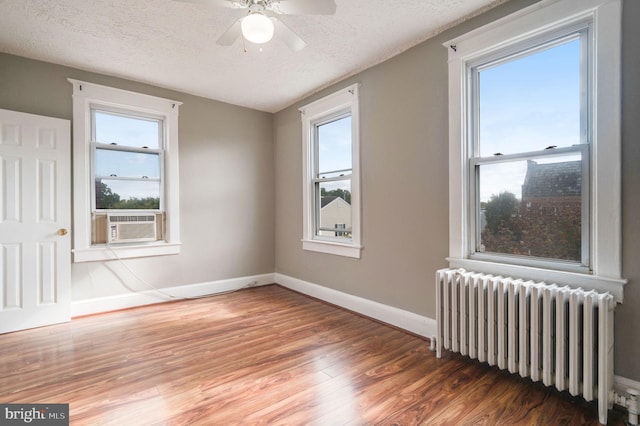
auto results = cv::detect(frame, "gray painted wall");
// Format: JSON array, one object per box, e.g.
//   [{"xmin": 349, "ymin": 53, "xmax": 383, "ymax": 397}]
[
  {"xmin": 618, "ymin": 0, "xmax": 640, "ymax": 384},
  {"xmin": 273, "ymin": 0, "xmax": 640, "ymax": 381},
  {"xmin": 0, "ymin": 53, "xmax": 275, "ymax": 300}
]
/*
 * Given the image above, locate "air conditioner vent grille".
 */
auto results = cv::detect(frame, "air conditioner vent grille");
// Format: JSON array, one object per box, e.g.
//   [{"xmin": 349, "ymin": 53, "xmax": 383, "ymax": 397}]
[
  {"xmin": 107, "ymin": 214, "xmax": 157, "ymax": 243},
  {"xmin": 109, "ymin": 215, "xmax": 155, "ymax": 223}
]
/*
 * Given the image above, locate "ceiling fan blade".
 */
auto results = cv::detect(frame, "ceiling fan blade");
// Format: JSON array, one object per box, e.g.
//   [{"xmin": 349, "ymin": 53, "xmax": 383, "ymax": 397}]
[
  {"xmin": 173, "ymin": 0, "xmax": 233, "ymax": 8},
  {"xmin": 274, "ymin": 19, "xmax": 307, "ymax": 52},
  {"xmin": 217, "ymin": 19, "xmax": 243, "ymax": 46},
  {"xmin": 271, "ymin": 0, "xmax": 336, "ymax": 15}
]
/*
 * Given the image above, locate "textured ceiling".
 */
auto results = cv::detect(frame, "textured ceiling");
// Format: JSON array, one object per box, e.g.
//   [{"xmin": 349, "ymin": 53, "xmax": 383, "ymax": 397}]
[{"xmin": 0, "ymin": 0, "xmax": 506, "ymax": 113}]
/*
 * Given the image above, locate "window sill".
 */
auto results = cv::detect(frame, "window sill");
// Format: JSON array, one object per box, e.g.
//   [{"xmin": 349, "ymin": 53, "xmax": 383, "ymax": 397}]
[
  {"xmin": 302, "ymin": 239, "xmax": 362, "ymax": 259},
  {"xmin": 73, "ymin": 242, "xmax": 181, "ymax": 263},
  {"xmin": 447, "ymin": 257, "xmax": 627, "ymax": 303}
]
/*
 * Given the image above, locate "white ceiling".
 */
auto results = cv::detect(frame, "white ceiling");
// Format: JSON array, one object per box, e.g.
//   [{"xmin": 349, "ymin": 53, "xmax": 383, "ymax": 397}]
[{"xmin": 0, "ymin": 0, "xmax": 506, "ymax": 113}]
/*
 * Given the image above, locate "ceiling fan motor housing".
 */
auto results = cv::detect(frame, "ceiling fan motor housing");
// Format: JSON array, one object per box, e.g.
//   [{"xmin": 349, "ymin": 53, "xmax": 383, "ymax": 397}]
[{"xmin": 241, "ymin": 4, "xmax": 274, "ymax": 44}]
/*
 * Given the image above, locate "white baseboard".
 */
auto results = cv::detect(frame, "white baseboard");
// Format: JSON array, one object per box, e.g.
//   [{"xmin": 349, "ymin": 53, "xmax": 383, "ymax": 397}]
[
  {"xmin": 274, "ymin": 273, "xmax": 436, "ymax": 338},
  {"xmin": 71, "ymin": 273, "xmax": 275, "ymax": 317},
  {"xmin": 615, "ymin": 375, "xmax": 640, "ymax": 397}
]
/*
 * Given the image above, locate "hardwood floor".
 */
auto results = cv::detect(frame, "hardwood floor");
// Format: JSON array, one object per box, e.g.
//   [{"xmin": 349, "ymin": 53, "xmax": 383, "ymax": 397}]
[{"xmin": 0, "ymin": 285, "xmax": 626, "ymax": 425}]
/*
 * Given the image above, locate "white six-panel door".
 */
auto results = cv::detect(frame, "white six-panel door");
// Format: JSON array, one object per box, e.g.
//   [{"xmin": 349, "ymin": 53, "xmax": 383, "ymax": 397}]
[{"xmin": 0, "ymin": 109, "xmax": 71, "ymax": 334}]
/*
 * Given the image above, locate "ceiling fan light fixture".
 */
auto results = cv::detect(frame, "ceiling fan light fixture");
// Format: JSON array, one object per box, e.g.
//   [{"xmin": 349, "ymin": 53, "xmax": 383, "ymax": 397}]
[{"xmin": 241, "ymin": 12, "xmax": 274, "ymax": 44}]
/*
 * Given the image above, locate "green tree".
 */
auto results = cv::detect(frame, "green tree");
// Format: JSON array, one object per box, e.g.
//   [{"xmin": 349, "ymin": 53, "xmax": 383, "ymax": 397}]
[
  {"xmin": 96, "ymin": 181, "xmax": 159, "ymax": 210},
  {"xmin": 484, "ymin": 191, "xmax": 518, "ymax": 234},
  {"xmin": 95, "ymin": 181, "xmax": 121, "ymax": 209},
  {"xmin": 320, "ymin": 187, "xmax": 351, "ymax": 204},
  {"xmin": 111, "ymin": 197, "xmax": 160, "ymax": 210}
]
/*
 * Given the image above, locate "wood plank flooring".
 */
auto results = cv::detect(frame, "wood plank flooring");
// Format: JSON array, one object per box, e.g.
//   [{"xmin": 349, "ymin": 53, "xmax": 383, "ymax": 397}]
[{"xmin": 0, "ymin": 285, "xmax": 626, "ymax": 425}]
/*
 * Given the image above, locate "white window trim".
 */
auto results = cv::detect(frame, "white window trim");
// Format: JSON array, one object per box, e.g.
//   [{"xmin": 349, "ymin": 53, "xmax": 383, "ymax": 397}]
[
  {"xmin": 300, "ymin": 83, "xmax": 362, "ymax": 258},
  {"xmin": 69, "ymin": 79, "xmax": 182, "ymax": 262},
  {"xmin": 444, "ymin": 0, "xmax": 627, "ymax": 302}
]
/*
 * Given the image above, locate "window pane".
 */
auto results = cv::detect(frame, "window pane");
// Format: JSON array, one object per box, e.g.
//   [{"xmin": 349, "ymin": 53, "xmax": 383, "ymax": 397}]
[
  {"xmin": 317, "ymin": 115, "xmax": 352, "ymax": 174},
  {"xmin": 478, "ymin": 38, "xmax": 581, "ymax": 157},
  {"xmin": 317, "ymin": 179, "xmax": 351, "ymax": 239},
  {"xmin": 94, "ymin": 110, "xmax": 161, "ymax": 149},
  {"xmin": 95, "ymin": 178, "xmax": 160, "ymax": 210},
  {"xmin": 478, "ymin": 154, "xmax": 582, "ymax": 262},
  {"xmin": 95, "ymin": 149, "xmax": 160, "ymax": 179}
]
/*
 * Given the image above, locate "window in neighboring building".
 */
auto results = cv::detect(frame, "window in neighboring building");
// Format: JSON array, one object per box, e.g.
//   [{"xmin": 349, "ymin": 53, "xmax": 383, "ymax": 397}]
[{"xmin": 300, "ymin": 84, "xmax": 361, "ymax": 258}]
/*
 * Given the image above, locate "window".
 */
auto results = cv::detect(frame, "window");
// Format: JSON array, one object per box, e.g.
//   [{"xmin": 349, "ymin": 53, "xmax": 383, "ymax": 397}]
[
  {"xmin": 92, "ymin": 109, "xmax": 163, "ymax": 211},
  {"xmin": 472, "ymin": 33, "xmax": 589, "ymax": 272},
  {"xmin": 300, "ymin": 84, "xmax": 361, "ymax": 258},
  {"xmin": 69, "ymin": 80, "xmax": 182, "ymax": 262},
  {"xmin": 445, "ymin": 0, "xmax": 625, "ymax": 298}
]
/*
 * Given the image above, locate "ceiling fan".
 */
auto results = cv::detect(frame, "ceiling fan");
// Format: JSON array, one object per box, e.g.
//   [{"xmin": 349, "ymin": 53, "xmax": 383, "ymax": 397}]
[{"xmin": 176, "ymin": 0, "xmax": 337, "ymax": 51}]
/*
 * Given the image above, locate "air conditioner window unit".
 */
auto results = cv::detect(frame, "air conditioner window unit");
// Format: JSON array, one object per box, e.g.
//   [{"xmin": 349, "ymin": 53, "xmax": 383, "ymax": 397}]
[{"xmin": 107, "ymin": 214, "xmax": 157, "ymax": 243}]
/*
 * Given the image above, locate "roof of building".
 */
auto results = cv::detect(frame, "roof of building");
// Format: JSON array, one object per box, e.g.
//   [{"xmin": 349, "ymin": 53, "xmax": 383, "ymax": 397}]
[
  {"xmin": 522, "ymin": 160, "xmax": 582, "ymax": 198},
  {"xmin": 321, "ymin": 196, "xmax": 339, "ymax": 208},
  {"xmin": 321, "ymin": 196, "xmax": 352, "ymax": 208}
]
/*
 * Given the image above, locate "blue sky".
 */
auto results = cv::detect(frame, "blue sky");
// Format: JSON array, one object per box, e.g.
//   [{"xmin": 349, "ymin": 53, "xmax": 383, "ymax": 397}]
[
  {"xmin": 95, "ymin": 149, "xmax": 159, "ymax": 179},
  {"xmin": 317, "ymin": 115, "xmax": 352, "ymax": 194},
  {"xmin": 477, "ymin": 38, "xmax": 581, "ymax": 202},
  {"xmin": 318, "ymin": 115, "xmax": 352, "ymax": 174},
  {"xmin": 95, "ymin": 111, "xmax": 160, "ymax": 150}
]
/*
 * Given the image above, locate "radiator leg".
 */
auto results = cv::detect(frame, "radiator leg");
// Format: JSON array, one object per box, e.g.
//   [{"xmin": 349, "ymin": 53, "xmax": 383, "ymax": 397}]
[
  {"xmin": 598, "ymin": 296, "xmax": 615, "ymax": 425},
  {"xmin": 628, "ymin": 388, "xmax": 639, "ymax": 426}
]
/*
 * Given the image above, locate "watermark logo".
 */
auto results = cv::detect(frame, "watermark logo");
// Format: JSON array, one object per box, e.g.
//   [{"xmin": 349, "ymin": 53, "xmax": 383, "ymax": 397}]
[{"xmin": 0, "ymin": 404, "xmax": 68, "ymax": 425}]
